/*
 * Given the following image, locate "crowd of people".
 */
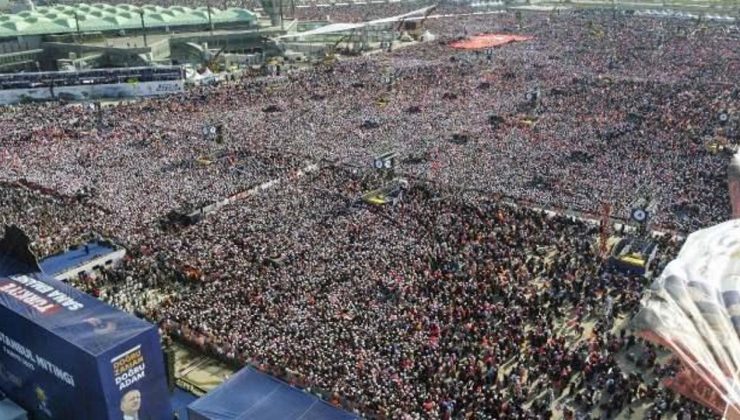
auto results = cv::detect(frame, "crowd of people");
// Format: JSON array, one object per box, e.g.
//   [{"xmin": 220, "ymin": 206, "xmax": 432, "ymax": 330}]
[
  {"xmin": 0, "ymin": 6, "xmax": 737, "ymax": 419},
  {"xmin": 151, "ymin": 168, "xmax": 689, "ymax": 418},
  {"xmin": 3, "ymin": 9, "xmax": 734, "ymax": 235}
]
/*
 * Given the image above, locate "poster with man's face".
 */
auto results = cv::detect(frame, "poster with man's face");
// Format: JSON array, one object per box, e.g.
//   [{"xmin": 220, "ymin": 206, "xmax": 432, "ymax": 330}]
[{"xmin": 120, "ymin": 389, "xmax": 142, "ymax": 420}]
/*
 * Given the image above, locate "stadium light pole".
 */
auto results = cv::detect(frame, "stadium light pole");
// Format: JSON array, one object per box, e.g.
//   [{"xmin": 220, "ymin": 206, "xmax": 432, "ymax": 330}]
[
  {"xmin": 74, "ymin": 12, "xmax": 83, "ymax": 69},
  {"xmin": 139, "ymin": 10, "xmax": 148, "ymax": 48},
  {"xmin": 279, "ymin": 0, "xmax": 284, "ymax": 31},
  {"xmin": 207, "ymin": 5, "xmax": 214, "ymax": 36}
]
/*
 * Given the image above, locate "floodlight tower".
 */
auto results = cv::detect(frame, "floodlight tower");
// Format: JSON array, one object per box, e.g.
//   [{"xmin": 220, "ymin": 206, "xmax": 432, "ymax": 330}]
[
  {"xmin": 138, "ymin": 9, "xmax": 148, "ymax": 48},
  {"xmin": 260, "ymin": 0, "xmax": 282, "ymax": 28}
]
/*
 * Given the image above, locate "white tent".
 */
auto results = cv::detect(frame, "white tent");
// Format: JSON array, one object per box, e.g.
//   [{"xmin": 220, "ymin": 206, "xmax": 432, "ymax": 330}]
[{"xmin": 276, "ymin": 5, "xmax": 437, "ymax": 39}]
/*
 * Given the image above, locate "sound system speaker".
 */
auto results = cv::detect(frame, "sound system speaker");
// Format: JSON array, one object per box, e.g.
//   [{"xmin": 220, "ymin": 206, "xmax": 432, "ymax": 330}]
[{"xmin": 164, "ymin": 346, "xmax": 176, "ymax": 392}]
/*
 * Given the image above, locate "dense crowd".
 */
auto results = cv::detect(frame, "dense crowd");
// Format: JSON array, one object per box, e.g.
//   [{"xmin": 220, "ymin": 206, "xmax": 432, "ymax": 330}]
[
  {"xmin": 149, "ymin": 168, "xmax": 698, "ymax": 418},
  {"xmin": 60, "ymin": 168, "xmax": 718, "ymax": 418},
  {"xmin": 3, "ymin": 10, "xmax": 735, "ymax": 235},
  {"xmin": 0, "ymin": 6, "xmax": 737, "ymax": 419}
]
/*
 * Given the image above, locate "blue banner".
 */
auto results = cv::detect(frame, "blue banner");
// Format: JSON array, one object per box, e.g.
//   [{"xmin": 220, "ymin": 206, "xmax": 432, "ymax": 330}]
[{"xmin": 0, "ymin": 272, "xmax": 171, "ymax": 419}]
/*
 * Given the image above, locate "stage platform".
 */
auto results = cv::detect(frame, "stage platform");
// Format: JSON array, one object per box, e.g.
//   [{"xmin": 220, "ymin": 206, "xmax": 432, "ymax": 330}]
[{"xmin": 39, "ymin": 241, "xmax": 124, "ymax": 281}]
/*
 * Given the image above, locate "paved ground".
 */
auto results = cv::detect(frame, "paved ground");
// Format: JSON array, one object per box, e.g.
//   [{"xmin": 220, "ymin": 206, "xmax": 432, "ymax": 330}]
[{"xmin": 172, "ymin": 341, "xmax": 235, "ymax": 397}]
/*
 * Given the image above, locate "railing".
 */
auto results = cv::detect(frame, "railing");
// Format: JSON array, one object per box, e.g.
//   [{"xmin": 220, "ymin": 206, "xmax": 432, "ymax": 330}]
[{"xmin": 0, "ymin": 67, "xmax": 184, "ymax": 90}]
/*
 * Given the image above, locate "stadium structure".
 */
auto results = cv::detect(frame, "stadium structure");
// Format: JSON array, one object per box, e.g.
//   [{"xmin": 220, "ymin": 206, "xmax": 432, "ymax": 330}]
[
  {"xmin": 0, "ymin": 0, "xmax": 736, "ymax": 74},
  {"xmin": 0, "ymin": 0, "xmax": 438, "ymax": 103},
  {"xmin": 0, "ymin": 1, "xmax": 282, "ymax": 103},
  {"xmin": 0, "ymin": 0, "xmax": 436, "ymax": 72},
  {"xmin": 0, "ymin": 3, "xmax": 268, "ymax": 71}
]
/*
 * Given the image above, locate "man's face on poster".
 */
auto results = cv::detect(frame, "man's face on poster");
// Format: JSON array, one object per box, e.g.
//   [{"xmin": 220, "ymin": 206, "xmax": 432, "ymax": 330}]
[{"xmin": 120, "ymin": 389, "xmax": 141, "ymax": 415}]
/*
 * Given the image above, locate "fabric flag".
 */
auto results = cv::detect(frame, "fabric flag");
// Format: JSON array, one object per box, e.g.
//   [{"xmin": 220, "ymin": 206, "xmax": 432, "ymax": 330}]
[{"xmin": 634, "ymin": 220, "xmax": 740, "ymax": 416}]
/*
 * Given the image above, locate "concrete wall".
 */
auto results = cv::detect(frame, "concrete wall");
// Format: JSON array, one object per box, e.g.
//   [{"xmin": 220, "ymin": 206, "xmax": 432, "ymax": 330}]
[
  {"xmin": 0, "ymin": 36, "xmax": 41, "ymax": 54},
  {"xmin": 103, "ymin": 51, "xmax": 151, "ymax": 67},
  {"xmin": 42, "ymin": 42, "xmax": 152, "ymax": 69},
  {"xmin": 0, "ymin": 48, "xmax": 42, "ymax": 71},
  {"xmin": 148, "ymin": 38, "xmax": 172, "ymax": 61},
  {"xmin": 223, "ymin": 52, "xmax": 263, "ymax": 66},
  {"xmin": 170, "ymin": 42, "xmax": 204, "ymax": 64}
]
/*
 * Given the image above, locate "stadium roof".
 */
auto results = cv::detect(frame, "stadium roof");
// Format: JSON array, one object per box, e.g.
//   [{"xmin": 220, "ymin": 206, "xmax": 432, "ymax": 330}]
[{"xmin": 0, "ymin": 3, "xmax": 258, "ymax": 37}]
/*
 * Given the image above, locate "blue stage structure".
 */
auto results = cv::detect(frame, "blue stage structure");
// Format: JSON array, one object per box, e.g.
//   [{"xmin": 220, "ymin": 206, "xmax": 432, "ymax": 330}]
[
  {"xmin": 171, "ymin": 387, "xmax": 199, "ymax": 419},
  {"xmin": 39, "ymin": 241, "xmax": 116, "ymax": 278},
  {"xmin": 0, "ymin": 397, "xmax": 27, "ymax": 420},
  {"xmin": 187, "ymin": 366, "xmax": 359, "ymax": 420},
  {"xmin": 0, "ymin": 226, "xmax": 172, "ymax": 419}
]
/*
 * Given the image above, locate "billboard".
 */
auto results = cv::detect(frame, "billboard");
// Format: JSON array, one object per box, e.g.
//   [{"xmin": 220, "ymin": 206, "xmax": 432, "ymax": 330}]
[
  {"xmin": 0, "ymin": 272, "xmax": 171, "ymax": 420},
  {"xmin": 0, "ymin": 80, "xmax": 184, "ymax": 105}
]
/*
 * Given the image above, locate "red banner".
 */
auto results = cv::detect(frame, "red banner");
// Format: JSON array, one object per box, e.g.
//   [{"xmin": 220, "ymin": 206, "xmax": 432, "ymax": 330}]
[{"xmin": 450, "ymin": 34, "xmax": 533, "ymax": 50}]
